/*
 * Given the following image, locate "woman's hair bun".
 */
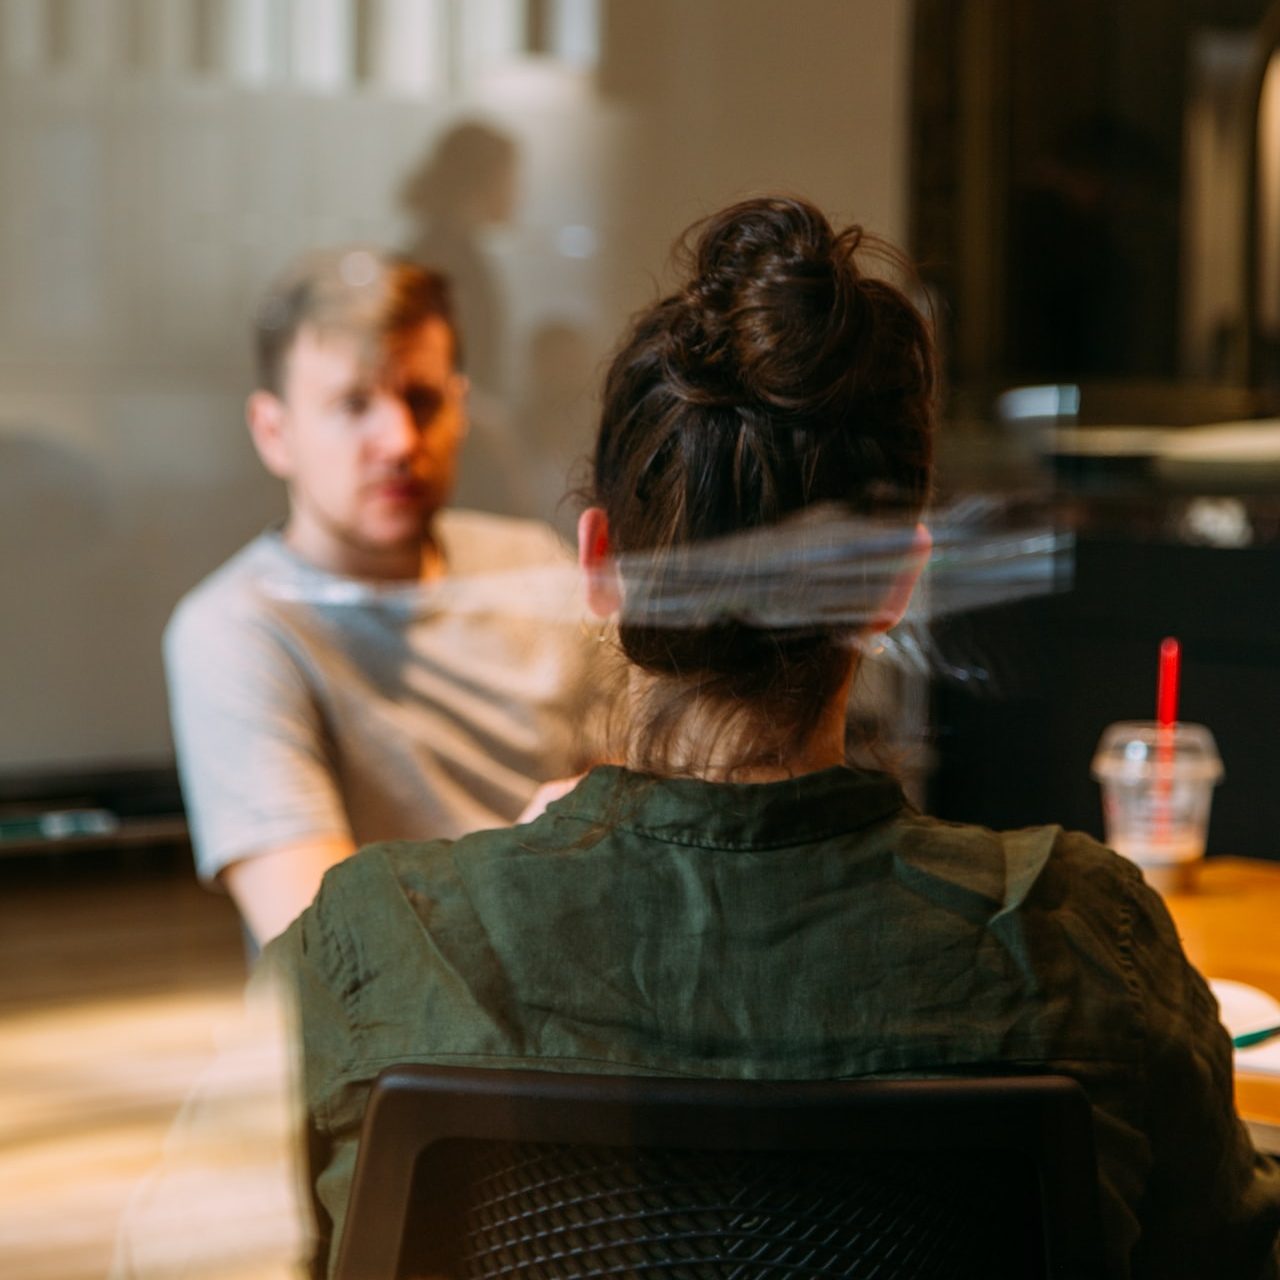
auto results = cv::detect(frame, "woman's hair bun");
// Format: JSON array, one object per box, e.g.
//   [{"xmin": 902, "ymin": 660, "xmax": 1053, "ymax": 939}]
[
  {"xmin": 594, "ymin": 192, "xmax": 935, "ymax": 540},
  {"xmin": 672, "ymin": 196, "xmax": 864, "ymax": 413}
]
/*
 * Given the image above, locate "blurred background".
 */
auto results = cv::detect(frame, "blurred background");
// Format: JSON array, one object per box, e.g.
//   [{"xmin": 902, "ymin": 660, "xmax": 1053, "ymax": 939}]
[{"xmin": 2, "ymin": 1, "xmax": 1280, "ymax": 1275}]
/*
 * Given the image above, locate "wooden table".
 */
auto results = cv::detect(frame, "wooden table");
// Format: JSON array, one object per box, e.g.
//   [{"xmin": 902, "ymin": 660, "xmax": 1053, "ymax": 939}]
[{"xmin": 1164, "ymin": 857, "xmax": 1280, "ymax": 1152}]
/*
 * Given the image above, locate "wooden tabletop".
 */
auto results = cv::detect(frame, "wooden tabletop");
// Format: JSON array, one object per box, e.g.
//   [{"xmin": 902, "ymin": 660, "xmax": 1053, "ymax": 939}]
[{"xmin": 1164, "ymin": 857, "xmax": 1280, "ymax": 1146}]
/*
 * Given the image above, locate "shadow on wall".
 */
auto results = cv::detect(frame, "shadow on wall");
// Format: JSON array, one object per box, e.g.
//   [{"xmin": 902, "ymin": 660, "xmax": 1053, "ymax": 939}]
[
  {"xmin": 400, "ymin": 119, "xmax": 520, "ymax": 395},
  {"xmin": 400, "ymin": 121, "xmax": 538, "ymax": 519}
]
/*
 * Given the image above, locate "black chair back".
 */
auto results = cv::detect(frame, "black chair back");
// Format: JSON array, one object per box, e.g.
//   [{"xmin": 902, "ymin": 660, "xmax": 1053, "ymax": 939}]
[{"xmin": 333, "ymin": 1066, "xmax": 1105, "ymax": 1280}]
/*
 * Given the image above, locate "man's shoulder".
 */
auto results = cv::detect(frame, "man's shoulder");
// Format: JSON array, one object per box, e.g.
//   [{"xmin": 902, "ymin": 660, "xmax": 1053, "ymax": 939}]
[
  {"xmin": 439, "ymin": 508, "xmax": 573, "ymax": 574},
  {"xmin": 165, "ymin": 531, "xmax": 291, "ymax": 649}
]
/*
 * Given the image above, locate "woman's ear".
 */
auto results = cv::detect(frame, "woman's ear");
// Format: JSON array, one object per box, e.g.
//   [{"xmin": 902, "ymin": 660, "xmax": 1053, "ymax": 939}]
[
  {"xmin": 870, "ymin": 522, "xmax": 932, "ymax": 632},
  {"xmin": 578, "ymin": 507, "xmax": 622, "ymax": 619}
]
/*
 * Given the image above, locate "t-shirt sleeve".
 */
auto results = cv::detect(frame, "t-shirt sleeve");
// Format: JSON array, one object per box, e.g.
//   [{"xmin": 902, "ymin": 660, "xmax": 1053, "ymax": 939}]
[
  {"xmin": 164, "ymin": 592, "xmax": 352, "ymax": 882},
  {"xmin": 1122, "ymin": 865, "xmax": 1280, "ymax": 1278}
]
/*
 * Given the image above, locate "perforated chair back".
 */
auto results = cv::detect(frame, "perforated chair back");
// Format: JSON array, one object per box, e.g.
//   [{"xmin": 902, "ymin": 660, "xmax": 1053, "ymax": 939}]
[{"xmin": 332, "ymin": 1067, "xmax": 1105, "ymax": 1280}]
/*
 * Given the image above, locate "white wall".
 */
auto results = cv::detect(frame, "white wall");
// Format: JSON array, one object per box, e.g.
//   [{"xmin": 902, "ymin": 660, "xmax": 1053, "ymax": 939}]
[{"xmin": 598, "ymin": 0, "xmax": 912, "ymax": 320}]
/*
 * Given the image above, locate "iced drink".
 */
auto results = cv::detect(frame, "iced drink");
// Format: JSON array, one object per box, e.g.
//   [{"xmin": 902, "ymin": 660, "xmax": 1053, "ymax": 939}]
[{"xmin": 1090, "ymin": 721, "xmax": 1223, "ymax": 893}]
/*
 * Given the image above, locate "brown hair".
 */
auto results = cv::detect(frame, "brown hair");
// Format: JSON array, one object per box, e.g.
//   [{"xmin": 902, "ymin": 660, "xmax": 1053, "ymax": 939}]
[
  {"xmin": 589, "ymin": 196, "xmax": 938, "ymax": 773},
  {"xmin": 253, "ymin": 248, "xmax": 457, "ymax": 395}
]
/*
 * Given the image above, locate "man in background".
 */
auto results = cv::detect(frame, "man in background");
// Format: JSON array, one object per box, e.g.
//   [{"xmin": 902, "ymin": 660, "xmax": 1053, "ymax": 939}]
[{"xmin": 165, "ymin": 248, "xmax": 603, "ymax": 945}]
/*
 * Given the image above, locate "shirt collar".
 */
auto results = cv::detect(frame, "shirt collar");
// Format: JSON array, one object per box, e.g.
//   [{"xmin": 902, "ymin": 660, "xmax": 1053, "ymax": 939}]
[{"xmin": 545, "ymin": 764, "xmax": 908, "ymax": 852}]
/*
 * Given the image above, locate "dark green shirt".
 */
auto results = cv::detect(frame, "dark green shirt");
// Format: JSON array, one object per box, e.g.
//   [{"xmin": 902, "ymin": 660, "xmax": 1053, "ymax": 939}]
[{"xmin": 264, "ymin": 764, "xmax": 1280, "ymax": 1278}]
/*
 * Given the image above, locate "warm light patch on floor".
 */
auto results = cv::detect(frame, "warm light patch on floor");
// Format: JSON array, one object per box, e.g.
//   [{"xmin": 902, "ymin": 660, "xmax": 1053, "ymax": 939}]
[{"xmin": 0, "ymin": 862, "xmax": 303, "ymax": 1280}]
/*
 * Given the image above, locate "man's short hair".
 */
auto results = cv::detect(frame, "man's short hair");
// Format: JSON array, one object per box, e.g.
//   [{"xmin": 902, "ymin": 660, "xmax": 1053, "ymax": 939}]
[{"xmin": 253, "ymin": 247, "xmax": 458, "ymax": 395}]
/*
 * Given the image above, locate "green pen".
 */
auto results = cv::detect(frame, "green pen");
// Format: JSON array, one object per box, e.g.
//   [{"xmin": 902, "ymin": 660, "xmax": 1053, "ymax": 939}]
[{"xmin": 1233, "ymin": 1024, "xmax": 1280, "ymax": 1050}]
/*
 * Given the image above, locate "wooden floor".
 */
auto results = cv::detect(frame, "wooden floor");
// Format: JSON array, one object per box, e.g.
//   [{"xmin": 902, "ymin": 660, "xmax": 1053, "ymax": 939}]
[{"xmin": 0, "ymin": 849, "xmax": 254, "ymax": 1280}]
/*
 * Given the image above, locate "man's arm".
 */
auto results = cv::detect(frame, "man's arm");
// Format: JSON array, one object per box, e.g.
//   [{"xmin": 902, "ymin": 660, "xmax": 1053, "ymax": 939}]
[
  {"xmin": 220, "ymin": 835, "xmax": 356, "ymax": 947},
  {"xmin": 164, "ymin": 585, "xmax": 357, "ymax": 945},
  {"xmin": 514, "ymin": 774, "xmax": 586, "ymax": 824}
]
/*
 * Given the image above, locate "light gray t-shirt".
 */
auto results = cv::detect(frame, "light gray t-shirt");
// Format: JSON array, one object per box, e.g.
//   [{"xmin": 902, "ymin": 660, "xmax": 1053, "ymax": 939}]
[{"xmin": 164, "ymin": 510, "xmax": 608, "ymax": 882}]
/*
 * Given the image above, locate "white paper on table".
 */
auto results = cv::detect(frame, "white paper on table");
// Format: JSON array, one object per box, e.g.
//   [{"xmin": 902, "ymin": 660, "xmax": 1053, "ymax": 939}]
[
  {"xmin": 1208, "ymin": 979, "xmax": 1280, "ymax": 1077},
  {"xmin": 1236, "ymin": 1039, "xmax": 1280, "ymax": 1076}
]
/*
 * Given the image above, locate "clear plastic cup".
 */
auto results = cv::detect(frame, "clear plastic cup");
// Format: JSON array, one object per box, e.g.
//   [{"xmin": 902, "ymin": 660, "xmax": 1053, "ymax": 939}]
[{"xmin": 1090, "ymin": 721, "xmax": 1223, "ymax": 893}]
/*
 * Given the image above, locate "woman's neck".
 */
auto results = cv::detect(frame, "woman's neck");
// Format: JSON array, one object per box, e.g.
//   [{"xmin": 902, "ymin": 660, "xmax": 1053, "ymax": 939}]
[{"xmin": 622, "ymin": 664, "xmax": 856, "ymax": 783}]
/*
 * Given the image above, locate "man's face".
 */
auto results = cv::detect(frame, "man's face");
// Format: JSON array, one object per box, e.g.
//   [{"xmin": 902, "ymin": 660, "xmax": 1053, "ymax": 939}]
[{"xmin": 250, "ymin": 317, "xmax": 465, "ymax": 578}]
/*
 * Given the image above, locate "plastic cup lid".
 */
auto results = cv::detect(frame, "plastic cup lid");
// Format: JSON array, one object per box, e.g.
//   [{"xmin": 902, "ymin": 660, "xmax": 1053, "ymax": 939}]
[{"xmin": 1090, "ymin": 720, "xmax": 1224, "ymax": 784}]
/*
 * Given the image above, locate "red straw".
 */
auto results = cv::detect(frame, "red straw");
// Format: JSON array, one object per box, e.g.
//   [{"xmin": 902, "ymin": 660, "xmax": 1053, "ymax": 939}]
[
  {"xmin": 1154, "ymin": 637, "xmax": 1180, "ymax": 848},
  {"xmin": 1157, "ymin": 637, "xmax": 1181, "ymax": 726}
]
